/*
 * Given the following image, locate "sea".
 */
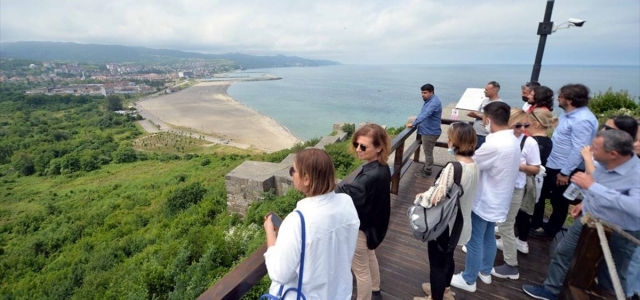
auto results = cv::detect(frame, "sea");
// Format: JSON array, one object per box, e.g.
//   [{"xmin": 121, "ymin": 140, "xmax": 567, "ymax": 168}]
[{"xmin": 225, "ymin": 64, "xmax": 640, "ymax": 141}]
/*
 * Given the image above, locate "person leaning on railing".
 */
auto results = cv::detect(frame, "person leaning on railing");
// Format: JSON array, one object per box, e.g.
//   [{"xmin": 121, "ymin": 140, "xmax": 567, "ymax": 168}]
[
  {"xmin": 262, "ymin": 148, "xmax": 360, "ymax": 300},
  {"xmin": 522, "ymin": 129, "xmax": 640, "ymax": 300},
  {"xmin": 335, "ymin": 124, "xmax": 392, "ymax": 300}
]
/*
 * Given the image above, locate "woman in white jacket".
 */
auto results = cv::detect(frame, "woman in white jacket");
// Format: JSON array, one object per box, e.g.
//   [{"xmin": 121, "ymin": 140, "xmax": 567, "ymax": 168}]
[{"xmin": 263, "ymin": 148, "xmax": 360, "ymax": 300}]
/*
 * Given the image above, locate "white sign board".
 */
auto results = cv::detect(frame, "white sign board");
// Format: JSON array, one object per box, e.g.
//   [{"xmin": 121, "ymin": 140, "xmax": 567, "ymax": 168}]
[{"xmin": 455, "ymin": 88, "xmax": 487, "ymax": 111}]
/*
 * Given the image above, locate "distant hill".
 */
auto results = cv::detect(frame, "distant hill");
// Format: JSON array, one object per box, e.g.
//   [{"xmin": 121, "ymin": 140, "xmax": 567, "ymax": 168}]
[{"xmin": 0, "ymin": 41, "xmax": 340, "ymax": 69}]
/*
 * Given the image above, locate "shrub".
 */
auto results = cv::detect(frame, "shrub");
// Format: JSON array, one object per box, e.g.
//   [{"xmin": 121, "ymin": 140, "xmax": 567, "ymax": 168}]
[
  {"xmin": 588, "ymin": 88, "xmax": 638, "ymax": 116},
  {"xmin": 165, "ymin": 182, "xmax": 207, "ymax": 215}
]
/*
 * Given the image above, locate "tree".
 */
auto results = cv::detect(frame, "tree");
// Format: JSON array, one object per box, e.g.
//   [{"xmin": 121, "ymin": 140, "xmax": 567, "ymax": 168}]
[
  {"xmin": 12, "ymin": 152, "xmax": 35, "ymax": 176},
  {"xmin": 105, "ymin": 95, "xmax": 123, "ymax": 111}
]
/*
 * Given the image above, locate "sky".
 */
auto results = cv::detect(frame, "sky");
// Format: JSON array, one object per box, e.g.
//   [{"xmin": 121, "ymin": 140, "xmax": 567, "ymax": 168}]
[{"xmin": 1, "ymin": 0, "xmax": 639, "ymax": 65}]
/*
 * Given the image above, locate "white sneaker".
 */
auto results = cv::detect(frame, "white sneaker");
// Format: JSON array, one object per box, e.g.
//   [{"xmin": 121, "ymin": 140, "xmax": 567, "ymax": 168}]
[
  {"xmin": 450, "ymin": 273, "xmax": 476, "ymax": 292},
  {"xmin": 462, "ymin": 245, "xmax": 467, "ymax": 253},
  {"xmin": 516, "ymin": 239, "xmax": 530, "ymax": 254},
  {"xmin": 496, "ymin": 238, "xmax": 504, "ymax": 251},
  {"xmin": 478, "ymin": 272, "xmax": 492, "ymax": 284}
]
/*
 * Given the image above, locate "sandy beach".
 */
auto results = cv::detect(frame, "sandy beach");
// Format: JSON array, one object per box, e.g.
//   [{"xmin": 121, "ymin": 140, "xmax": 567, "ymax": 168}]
[{"xmin": 136, "ymin": 82, "xmax": 301, "ymax": 153}]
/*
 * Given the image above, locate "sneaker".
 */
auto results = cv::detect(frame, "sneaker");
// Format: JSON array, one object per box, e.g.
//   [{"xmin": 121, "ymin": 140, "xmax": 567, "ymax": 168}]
[
  {"xmin": 415, "ymin": 170, "xmax": 429, "ymax": 178},
  {"xmin": 420, "ymin": 283, "xmax": 456, "ymax": 300},
  {"xmin": 491, "ymin": 264, "xmax": 520, "ymax": 280},
  {"xmin": 478, "ymin": 272, "xmax": 492, "ymax": 284},
  {"xmin": 516, "ymin": 239, "xmax": 530, "ymax": 254},
  {"xmin": 461, "ymin": 245, "xmax": 467, "ymax": 253},
  {"xmin": 372, "ymin": 290, "xmax": 383, "ymax": 300},
  {"xmin": 496, "ymin": 238, "xmax": 504, "ymax": 251},
  {"xmin": 450, "ymin": 273, "xmax": 476, "ymax": 293},
  {"xmin": 529, "ymin": 227, "xmax": 553, "ymax": 239},
  {"xmin": 522, "ymin": 285, "xmax": 557, "ymax": 300}
]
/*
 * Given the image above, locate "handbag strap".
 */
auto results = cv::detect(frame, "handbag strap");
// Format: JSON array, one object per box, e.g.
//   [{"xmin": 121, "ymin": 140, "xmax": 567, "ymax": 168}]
[
  {"xmin": 260, "ymin": 211, "xmax": 307, "ymax": 300},
  {"xmin": 295, "ymin": 210, "xmax": 306, "ymax": 300}
]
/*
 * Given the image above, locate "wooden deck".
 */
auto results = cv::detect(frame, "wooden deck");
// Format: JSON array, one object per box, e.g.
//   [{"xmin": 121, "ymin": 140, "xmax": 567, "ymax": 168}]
[{"xmin": 371, "ymin": 162, "xmax": 555, "ymax": 300}]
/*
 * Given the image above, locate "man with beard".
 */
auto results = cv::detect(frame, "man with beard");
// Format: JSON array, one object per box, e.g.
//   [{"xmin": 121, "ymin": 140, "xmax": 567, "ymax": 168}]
[{"xmin": 530, "ymin": 83, "xmax": 598, "ymax": 239}]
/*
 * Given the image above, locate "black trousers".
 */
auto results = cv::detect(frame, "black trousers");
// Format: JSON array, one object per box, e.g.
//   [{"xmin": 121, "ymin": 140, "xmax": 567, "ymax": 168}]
[
  {"xmin": 427, "ymin": 226, "xmax": 455, "ymax": 300},
  {"xmin": 531, "ymin": 167, "xmax": 583, "ymax": 236}
]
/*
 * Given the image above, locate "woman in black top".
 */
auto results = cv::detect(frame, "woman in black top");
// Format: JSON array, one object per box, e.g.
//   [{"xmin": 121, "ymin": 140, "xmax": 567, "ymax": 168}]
[
  {"xmin": 517, "ymin": 108, "xmax": 557, "ymax": 247},
  {"xmin": 335, "ymin": 124, "xmax": 391, "ymax": 300}
]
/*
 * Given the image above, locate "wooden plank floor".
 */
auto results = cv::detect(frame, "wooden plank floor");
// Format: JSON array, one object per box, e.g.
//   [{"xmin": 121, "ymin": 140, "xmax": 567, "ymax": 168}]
[{"xmin": 366, "ymin": 163, "xmax": 557, "ymax": 300}]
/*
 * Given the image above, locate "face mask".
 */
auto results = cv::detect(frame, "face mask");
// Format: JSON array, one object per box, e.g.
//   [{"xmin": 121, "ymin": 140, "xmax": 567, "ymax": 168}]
[
  {"xmin": 484, "ymin": 120, "xmax": 491, "ymax": 133},
  {"xmin": 447, "ymin": 148, "xmax": 456, "ymax": 156},
  {"xmin": 522, "ymin": 96, "xmax": 528, "ymax": 102}
]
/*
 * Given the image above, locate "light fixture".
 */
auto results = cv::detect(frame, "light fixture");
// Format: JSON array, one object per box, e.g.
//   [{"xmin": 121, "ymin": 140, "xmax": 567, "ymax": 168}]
[{"xmin": 552, "ymin": 18, "xmax": 586, "ymax": 32}]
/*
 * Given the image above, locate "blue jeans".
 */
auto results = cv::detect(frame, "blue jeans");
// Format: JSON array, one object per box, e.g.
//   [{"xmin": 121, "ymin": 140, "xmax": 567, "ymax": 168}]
[
  {"xmin": 627, "ymin": 247, "xmax": 640, "ymax": 297},
  {"xmin": 543, "ymin": 217, "xmax": 640, "ymax": 296},
  {"xmin": 462, "ymin": 211, "xmax": 497, "ymax": 284}
]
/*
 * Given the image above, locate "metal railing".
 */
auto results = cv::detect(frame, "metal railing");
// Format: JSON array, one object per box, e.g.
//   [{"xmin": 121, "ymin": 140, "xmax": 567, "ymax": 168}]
[{"xmin": 198, "ymin": 118, "xmax": 470, "ymax": 300}]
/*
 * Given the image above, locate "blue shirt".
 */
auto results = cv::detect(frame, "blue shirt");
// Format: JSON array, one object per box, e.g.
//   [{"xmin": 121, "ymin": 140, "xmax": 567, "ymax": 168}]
[
  {"xmin": 582, "ymin": 155, "xmax": 640, "ymax": 231},
  {"xmin": 546, "ymin": 106, "xmax": 598, "ymax": 175},
  {"xmin": 412, "ymin": 94, "xmax": 442, "ymax": 136}
]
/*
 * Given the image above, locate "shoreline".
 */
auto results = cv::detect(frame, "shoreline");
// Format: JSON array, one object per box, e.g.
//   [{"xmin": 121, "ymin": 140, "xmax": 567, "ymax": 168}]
[{"xmin": 136, "ymin": 81, "xmax": 302, "ymax": 153}]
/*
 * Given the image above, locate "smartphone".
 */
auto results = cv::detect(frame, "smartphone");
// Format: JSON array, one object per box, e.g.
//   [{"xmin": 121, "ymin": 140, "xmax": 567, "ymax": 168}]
[{"xmin": 268, "ymin": 212, "xmax": 283, "ymax": 229}]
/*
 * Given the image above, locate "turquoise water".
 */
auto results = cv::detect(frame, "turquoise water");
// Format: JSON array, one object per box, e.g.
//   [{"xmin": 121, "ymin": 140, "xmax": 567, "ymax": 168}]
[{"xmin": 227, "ymin": 64, "xmax": 640, "ymax": 141}]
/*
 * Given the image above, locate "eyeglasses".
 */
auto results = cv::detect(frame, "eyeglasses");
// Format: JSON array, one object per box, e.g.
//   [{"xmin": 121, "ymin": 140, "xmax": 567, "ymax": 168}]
[
  {"xmin": 601, "ymin": 124, "xmax": 615, "ymax": 131},
  {"xmin": 289, "ymin": 166, "xmax": 296, "ymax": 176},
  {"xmin": 352, "ymin": 142, "xmax": 368, "ymax": 152},
  {"xmin": 514, "ymin": 123, "xmax": 530, "ymax": 129}
]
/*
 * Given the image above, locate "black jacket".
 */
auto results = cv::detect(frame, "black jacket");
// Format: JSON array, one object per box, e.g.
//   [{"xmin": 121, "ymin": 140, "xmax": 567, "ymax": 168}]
[{"xmin": 335, "ymin": 160, "xmax": 391, "ymax": 249}]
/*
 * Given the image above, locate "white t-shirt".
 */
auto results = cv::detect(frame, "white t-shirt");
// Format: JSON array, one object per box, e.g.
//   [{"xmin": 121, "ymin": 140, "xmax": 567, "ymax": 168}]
[
  {"xmin": 472, "ymin": 129, "xmax": 521, "ymax": 222},
  {"xmin": 522, "ymin": 102, "xmax": 532, "ymax": 111},
  {"xmin": 515, "ymin": 135, "xmax": 542, "ymax": 189},
  {"xmin": 472, "ymin": 98, "xmax": 503, "ymax": 136},
  {"xmin": 264, "ymin": 192, "xmax": 360, "ymax": 300}
]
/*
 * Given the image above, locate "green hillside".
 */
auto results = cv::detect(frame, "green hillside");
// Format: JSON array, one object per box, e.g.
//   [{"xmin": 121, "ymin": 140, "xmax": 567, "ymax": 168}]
[{"xmin": 0, "ymin": 41, "xmax": 340, "ymax": 68}]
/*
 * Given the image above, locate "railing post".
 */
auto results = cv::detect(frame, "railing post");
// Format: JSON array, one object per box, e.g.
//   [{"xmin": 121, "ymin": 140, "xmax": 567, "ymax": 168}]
[
  {"xmin": 558, "ymin": 224, "xmax": 611, "ymax": 300},
  {"xmin": 391, "ymin": 140, "xmax": 404, "ymax": 195},
  {"xmin": 413, "ymin": 133, "xmax": 421, "ymax": 162}
]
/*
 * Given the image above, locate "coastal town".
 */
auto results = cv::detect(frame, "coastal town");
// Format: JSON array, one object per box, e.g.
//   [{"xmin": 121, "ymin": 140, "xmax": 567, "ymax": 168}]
[{"xmin": 0, "ymin": 58, "xmax": 236, "ymax": 96}]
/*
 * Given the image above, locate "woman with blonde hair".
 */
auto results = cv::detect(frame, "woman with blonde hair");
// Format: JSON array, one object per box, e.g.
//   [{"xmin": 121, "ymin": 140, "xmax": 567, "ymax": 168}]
[
  {"xmin": 335, "ymin": 123, "xmax": 391, "ymax": 300},
  {"xmin": 520, "ymin": 108, "xmax": 556, "ymax": 249},
  {"xmin": 263, "ymin": 148, "xmax": 360, "ymax": 299},
  {"xmin": 492, "ymin": 108, "xmax": 541, "ymax": 280}
]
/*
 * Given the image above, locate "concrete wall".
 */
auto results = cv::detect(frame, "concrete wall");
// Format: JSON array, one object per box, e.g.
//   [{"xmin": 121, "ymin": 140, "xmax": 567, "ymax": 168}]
[{"xmin": 225, "ymin": 123, "xmax": 352, "ymax": 216}]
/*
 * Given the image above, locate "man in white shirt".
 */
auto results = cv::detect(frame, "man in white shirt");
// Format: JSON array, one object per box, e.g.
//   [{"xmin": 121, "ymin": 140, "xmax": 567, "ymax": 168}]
[
  {"xmin": 521, "ymin": 81, "xmax": 540, "ymax": 111},
  {"xmin": 451, "ymin": 101, "xmax": 521, "ymax": 293},
  {"xmin": 467, "ymin": 81, "xmax": 503, "ymax": 149}
]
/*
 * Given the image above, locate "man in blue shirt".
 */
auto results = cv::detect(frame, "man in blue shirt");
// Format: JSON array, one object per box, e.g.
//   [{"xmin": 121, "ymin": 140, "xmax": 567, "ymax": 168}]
[
  {"xmin": 531, "ymin": 83, "xmax": 598, "ymax": 238},
  {"xmin": 523, "ymin": 129, "xmax": 640, "ymax": 300},
  {"xmin": 409, "ymin": 83, "xmax": 442, "ymax": 177}
]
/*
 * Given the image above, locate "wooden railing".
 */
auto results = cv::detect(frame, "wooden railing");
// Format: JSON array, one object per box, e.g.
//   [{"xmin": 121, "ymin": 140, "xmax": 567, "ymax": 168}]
[{"xmin": 198, "ymin": 118, "xmax": 471, "ymax": 300}]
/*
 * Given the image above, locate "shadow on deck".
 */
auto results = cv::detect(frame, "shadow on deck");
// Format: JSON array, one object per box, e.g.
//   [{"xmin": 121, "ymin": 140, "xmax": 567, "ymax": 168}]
[{"xmin": 373, "ymin": 163, "xmax": 554, "ymax": 300}]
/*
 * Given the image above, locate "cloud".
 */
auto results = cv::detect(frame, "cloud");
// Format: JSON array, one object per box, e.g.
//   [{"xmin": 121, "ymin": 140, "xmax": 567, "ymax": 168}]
[{"xmin": 1, "ymin": 0, "xmax": 639, "ymax": 65}]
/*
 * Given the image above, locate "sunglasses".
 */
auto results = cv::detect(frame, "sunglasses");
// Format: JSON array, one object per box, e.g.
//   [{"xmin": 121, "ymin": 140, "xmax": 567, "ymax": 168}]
[
  {"xmin": 601, "ymin": 124, "xmax": 615, "ymax": 131},
  {"xmin": 352, "ymin": 142, "xmax": 368, "ymax": 152},
  {"xmin": 514, "ymin": 123, "xmax": 530, "ymax": 129},
  {"xmin": 289, "ymin": 166, "xmax": 296, "ymax": 176}
]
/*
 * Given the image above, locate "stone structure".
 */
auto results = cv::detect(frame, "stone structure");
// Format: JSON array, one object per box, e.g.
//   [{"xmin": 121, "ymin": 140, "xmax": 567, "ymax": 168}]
[{"xmin": 225, "ymin": 123, "xmax": 351, "ymax": 216}]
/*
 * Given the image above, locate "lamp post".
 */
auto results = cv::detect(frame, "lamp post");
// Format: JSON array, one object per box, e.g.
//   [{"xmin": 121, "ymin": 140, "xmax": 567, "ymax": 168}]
[
  {"xmin": 530, "ymin": 0, "xmax": 555, "ymax": 83},
  {"xmin": 530, "ymin": 0, "xmax": 585, "ymax": 83}
]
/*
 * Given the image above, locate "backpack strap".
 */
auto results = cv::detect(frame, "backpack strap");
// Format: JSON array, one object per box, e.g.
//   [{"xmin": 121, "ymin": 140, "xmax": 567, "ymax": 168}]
[
  {"xmin": 445, "ymin": 161, "xmax": 464, "ymax": 253},
  {"xmin": 520, "ymin": 135, "xmax": 527, "ymax": 151}
]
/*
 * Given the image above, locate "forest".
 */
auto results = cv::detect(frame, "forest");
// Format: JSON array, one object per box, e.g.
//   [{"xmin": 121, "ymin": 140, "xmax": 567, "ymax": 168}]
[{"xmin": 0, "ymin": 82, "xmax": 360, "ymax": 299}]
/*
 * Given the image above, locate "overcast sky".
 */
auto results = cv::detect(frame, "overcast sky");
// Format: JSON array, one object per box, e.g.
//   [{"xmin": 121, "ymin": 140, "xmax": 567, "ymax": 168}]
[{"xmin": 1, "ymin": 0, "xmax": 639, "ymax": 65}]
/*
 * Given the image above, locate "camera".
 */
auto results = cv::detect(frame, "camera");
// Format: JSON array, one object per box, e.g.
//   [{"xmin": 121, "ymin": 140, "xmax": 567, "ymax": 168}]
[{"xmin": 568, "ymin": 18, "xmax": 586, "ymax": 27}]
